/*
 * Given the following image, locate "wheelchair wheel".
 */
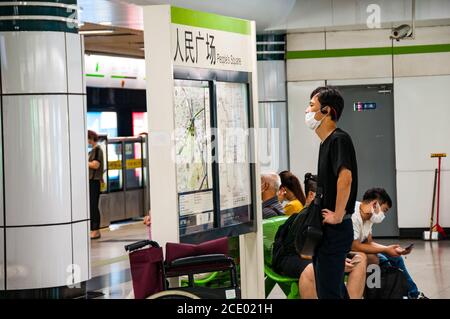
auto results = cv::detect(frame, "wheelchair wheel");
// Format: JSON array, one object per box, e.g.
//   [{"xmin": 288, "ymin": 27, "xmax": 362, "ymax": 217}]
[{"xmin": 147, "ymin": 290, "xmax": 201, "ymax": 299}]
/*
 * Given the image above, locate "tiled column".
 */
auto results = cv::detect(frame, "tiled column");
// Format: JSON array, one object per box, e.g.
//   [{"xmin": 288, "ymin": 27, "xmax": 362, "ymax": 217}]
[
  {"xmin": 0, "ymin": 0, "xmax": 90, "ymax": 297},
  {"xmin": 256, "ymin": 34, "xmax": 289, "ymax": 172}
]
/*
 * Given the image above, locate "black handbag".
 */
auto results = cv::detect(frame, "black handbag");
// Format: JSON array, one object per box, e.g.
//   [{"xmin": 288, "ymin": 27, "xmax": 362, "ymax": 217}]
[{"xmin": 294, "ymin": 188, "xmax": 324, "ymax": 258}]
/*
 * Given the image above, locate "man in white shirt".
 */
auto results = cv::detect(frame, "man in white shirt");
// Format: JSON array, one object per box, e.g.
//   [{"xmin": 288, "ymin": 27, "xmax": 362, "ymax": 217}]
[{"xmin": 351, "ymin": 188, "xmax": 427, "ymax": 299}]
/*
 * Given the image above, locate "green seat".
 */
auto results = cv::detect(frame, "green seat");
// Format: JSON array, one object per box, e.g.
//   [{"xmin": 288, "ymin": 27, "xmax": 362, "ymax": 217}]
[
  {"xmin": 181, "ymin": 237, "xmax": 240, "ymax": 288},
  {"xmin": 263, "ymin": 215, "xmax": 300, "ymax": 299}
]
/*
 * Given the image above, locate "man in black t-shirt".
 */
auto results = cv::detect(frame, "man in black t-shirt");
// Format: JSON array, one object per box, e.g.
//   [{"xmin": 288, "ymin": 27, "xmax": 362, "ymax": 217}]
[{"xmin": 304, "ymin": 86, "xmax": 358, "ymax": 299}]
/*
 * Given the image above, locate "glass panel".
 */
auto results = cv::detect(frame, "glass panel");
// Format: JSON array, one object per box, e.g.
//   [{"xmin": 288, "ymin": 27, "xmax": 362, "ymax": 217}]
[
  {"xmin": 124, "ymin": 141, "xmax": 143, "ymax": 189},
  {"xmin": 97, "ymin": 139, "xmax": 108, "ymax": 192},
  {"xmin": 132, "ymin": 112, "xmax": 148, "ymax": 136},
  {"xmin": 173, "ymin": 80, "xmax": 214, "ymax": 236},
  {"xmin": 107, "ymin": 142, "xmax": 123, "ymax": 191},
  {"xmin": 216, "ymin": 82, "xmax": 252, "ymax": 227},
  {"xmin": 87, "ymin": 111, "xmax": 118, "ymax": 138}
]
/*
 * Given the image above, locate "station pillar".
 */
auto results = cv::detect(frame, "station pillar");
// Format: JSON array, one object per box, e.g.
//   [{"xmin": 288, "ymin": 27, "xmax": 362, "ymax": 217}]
[{"xmin": 0, "ymin": 0, "xmax": 90, "ymax": 297}]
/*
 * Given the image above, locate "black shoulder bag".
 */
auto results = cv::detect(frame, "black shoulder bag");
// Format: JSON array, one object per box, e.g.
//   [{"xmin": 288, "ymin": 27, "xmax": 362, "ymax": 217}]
[{"xmin": 294, "ymin": 188, "xmax": 324, "ymax": 258}]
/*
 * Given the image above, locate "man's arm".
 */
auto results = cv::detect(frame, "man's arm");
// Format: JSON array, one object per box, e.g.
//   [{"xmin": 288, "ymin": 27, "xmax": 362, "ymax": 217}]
[
  {"xmin": 322, "ymin": 168, "xmax": 352, "ymax": 224},
  {"xmin": 89, "ymin": 147, "xmax": 102, "ymax": 170},
  {"xmin": 89, "ymin": 160, "xmax": 100, "ymax": 170},
  {"xmin": 352, "ymin": 234, "xmax": 401, "ymax": 256},
  {"xmin": 335, "ymin": 168, "xmax": 352, "ymax": 219}
]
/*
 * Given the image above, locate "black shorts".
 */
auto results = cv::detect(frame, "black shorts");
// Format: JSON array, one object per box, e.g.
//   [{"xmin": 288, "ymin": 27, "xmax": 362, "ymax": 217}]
[{"xmin": 278, "ymin": 254, "xmax": 312, "ymax": 278}]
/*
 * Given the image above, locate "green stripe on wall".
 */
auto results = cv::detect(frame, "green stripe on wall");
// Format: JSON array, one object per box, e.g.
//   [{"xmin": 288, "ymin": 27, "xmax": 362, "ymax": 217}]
[
  {"xmin": 393, "ymin": 43, "xmax": 450, "ymax": 55},
  {"xmin": 287, "ymin": 43, "xmax": 450, "ymax": 59},
  {"xmin": 111, "ymin": 75, "xmax": 137, "ymax": 79},
  {"xmin": 86, "ymin": 74, "xmax": 105, "ymax": 78},
  {"xmin": 171, "ymin": 6, "xmax": 251, "ymax": 35}
]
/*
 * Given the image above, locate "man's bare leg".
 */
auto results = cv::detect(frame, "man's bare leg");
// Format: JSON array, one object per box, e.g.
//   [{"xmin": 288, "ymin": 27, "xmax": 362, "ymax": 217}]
[
  {"xmin": 346, "ymin": 253, "xmax": 368, "ymax": 299},
  {"xmin": 299, "ymin": 264, "xmax": 317, "ymax": 299}
]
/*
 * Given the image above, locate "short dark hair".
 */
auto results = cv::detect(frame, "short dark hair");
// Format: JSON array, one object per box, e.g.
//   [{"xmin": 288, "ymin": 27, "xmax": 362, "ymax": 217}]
[
  {"xmin": 304, "ymin": 173, "xmax": 318, "ymax": 195},
  {"xmin": 310, "ymin": 86, "xmax": 344, "ymax": 121},
  {"xmin": 362, "ymin": 188, "xmax": 392, "ymax": 208},
  {"xmin": 88, "ymin": 130, "xmax": 99, "ymax": 142}
]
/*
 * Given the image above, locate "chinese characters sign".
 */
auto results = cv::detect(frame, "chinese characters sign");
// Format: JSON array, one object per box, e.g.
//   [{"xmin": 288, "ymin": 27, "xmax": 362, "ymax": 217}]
[
  {"xmin": 174, "ymin": 29, "xmax": 216, "ymax": 65},
  {"xmin": 171, "ymin": 24, "xmax": 251, "ymax": 72}
]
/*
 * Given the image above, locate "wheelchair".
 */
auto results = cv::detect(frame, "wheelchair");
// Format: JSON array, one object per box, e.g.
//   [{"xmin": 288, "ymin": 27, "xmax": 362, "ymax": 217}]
[{"xmin": 125, "ymin": 237, "xmax": 240, "ymax": 299}]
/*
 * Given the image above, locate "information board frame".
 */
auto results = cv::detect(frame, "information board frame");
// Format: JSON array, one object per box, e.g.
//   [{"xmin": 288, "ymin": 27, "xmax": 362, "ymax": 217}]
[{"xmin": 174, "ymin": 66, "xmax": 257, "ymax": 243}]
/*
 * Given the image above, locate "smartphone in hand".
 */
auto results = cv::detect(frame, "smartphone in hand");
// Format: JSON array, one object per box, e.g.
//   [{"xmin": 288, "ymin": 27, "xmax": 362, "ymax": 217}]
[{"xmin": 404, "ymin": 243, "xmax": 414, "ymax": 251}]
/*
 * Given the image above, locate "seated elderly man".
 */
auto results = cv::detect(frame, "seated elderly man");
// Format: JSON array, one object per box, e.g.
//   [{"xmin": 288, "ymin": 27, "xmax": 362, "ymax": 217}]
[{"xmin": 261, "ymin": 173, "xmax": 284, "ymax": 219}]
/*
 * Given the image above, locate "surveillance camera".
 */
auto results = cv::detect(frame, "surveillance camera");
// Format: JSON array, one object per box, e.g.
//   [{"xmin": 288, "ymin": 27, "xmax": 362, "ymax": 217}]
[{"xmin": 390, "ymin": 24, "xmax": 412, "ymax": 41}]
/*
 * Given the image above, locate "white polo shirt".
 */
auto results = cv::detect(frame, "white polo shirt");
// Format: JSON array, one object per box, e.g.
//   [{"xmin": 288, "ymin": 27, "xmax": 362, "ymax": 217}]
[{"xmin": 352, "ymin": 201, "xmax": 373, "ymax": 243}]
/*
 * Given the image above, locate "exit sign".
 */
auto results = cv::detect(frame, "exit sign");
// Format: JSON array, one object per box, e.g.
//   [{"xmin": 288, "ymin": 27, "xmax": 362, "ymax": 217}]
[{"xmin": 354, "ymin": 102, "xmax": 377, "ymax": 112}]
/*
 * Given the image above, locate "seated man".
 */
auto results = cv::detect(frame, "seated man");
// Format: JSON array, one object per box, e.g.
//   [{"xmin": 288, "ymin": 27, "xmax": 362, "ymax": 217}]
[
  {"xmin": 351, "ymin": 188, "xmax": 428, "ymax": 299},
  {"xmin": 261, "ymin": 173, "xmax": 284, "ymax": 219},
  {"xmin": 274, "ymin": 173, "xmax": 367, "ymax": 299}
]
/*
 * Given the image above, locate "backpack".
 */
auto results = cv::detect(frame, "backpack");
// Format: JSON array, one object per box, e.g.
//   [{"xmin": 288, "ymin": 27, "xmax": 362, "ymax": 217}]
[
  {"xmin": 364, "ymin": 265, "xmax": 410, "ymax": 299},
  {"xmin": 272, "ymin": 191, "xmax": 324, "ymax": 272},
  {"xmin": 271, "ymin": 213, "xmax": 301, "ymax": 272}
]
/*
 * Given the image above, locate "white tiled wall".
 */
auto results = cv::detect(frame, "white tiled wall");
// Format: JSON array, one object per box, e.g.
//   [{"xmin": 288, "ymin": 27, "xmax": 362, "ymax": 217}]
[
  {"xmin": 72, "ymin": 221, "xmax": 90, "ymax": 283},
  {"xmin": 68, "ymin": 95, "xmax": 89, "ymax": 222},
  {"xmin": 257, "ymin": 61, "xmax": 286, "ymax": 101},
  {"xmin": 0, "ymin": 30, "xmax": 89, "ymax": 290},
  {"xmin": 65, "ymin": 33, "xmax": 84, "ymax": 94},
  {"xmin": 394, "ymin": 75, "xmax": 450, "ymax": 228},
  {"xmin": 3, "ymin": 95, "xmax": 72, "ymax": 226},
  {"xmin": 0, "ymin": 228, "xmax": 4, "ymax": 290},
  {"xmin": 0, "ymin": 32, "xmax": 67, "ymax": 94},
  {"xmin": 287, "ymin": 81, "xmax": 324, "ymax": 179},
  {"xmin": 286, "ymin": 26, "xmax": 450, "ymax": 228},
  {"xmin": 6, "ymin": 225, "xmax": 72, "ymax": 290},
  {"xmin": 287, "ymin": 32, "xmax": 325, "ymax": 51},
  {"xmin": 287, "ymin": 55, "xmax": 392, "ymax": 81},
  {"xmin": 0, "ymin": 113, "xmax": 2, "ymax": 228},
  {"xmin": 326, "ymin": 29, "xmax": 392, "ymax": 50}
]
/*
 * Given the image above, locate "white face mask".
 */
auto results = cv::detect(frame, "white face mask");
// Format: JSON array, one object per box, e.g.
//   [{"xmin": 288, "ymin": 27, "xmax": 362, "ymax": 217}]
[
  {"xmin": 305, "ymin": 111, "xmax": 323, "ymax": 130},
  {"xmin": 371, "ymin": 211, "xmax": 385, "ymax": 224},
  {"xmin": 370, "ymin": 203, "xmax": 385, "ymax": 224}
]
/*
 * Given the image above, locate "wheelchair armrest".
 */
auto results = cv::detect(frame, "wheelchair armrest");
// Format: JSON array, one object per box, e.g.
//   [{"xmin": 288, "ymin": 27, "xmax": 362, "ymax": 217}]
[
  {"xmin": 125, "ymin": 240, "xmax": 160, "ymax": 252},
  {"xmin": 168, "ymin": 254, "xmax": 230, "ymax": 267}
]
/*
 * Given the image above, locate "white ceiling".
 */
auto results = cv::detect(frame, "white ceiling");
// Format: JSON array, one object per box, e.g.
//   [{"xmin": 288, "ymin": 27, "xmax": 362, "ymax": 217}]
[
  {"xmin": 78, "ymin": 0, "xmax": 296, "ymax": 32},
  {"xmin": 78, "ymin": 0, "xmax": 450, "ymax": 33}
]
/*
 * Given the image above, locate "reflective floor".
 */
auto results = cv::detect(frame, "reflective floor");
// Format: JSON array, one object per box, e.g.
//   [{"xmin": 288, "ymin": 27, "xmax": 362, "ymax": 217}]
[{"xmin": 88, "ymin": 221, "xmax": 450, "ymax": 299}]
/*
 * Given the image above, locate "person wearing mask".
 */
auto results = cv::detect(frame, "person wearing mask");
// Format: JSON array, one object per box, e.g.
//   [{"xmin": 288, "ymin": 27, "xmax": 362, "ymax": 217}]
[
  {"xmin": 278, "ymin": 171, "xmax": 306, "ymax": 215},
  {"xmin": 274, "ymin": 173, "xmax": 367, "ymax": 299},
  {"xmin": 261, "ymin": 173, "xmax": 284, "ymax": 219},
  {"xmin": 351, "ymin": 188, "xmax": 428, "ymax": 299},
  {"xmin": 305, "ymin": 86, "xmax": 358, "ymax": 299},
  {"xmin": 88, "ymin": 130, "xmax": 104, "ymax": 240}
]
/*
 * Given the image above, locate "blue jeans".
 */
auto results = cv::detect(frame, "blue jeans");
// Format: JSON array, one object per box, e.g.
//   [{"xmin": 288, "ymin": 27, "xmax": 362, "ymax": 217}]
[{"xmin": 377, "ymin": 253, "xmax": 419, "ymax": 298}]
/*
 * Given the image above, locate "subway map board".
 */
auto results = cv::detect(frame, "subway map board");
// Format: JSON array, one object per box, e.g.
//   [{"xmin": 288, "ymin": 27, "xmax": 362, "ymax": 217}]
[
  {"xmin": 216, "ymin": 82, "xmax": 252, "ymax": 227},
  {"xmin": 144, "ymin": 6, "xmax": 258, "ymax": 246},
  {"xmin": 173, "ymin": 72, "xmax": 255, "ymax": 241},
  {"xmin": 165, "ymin": 6, "xmax": 256, "ymax": 242},
  {"xmin": 174, "ymin": 80, "xmax": 214, "ymax": 236}
]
